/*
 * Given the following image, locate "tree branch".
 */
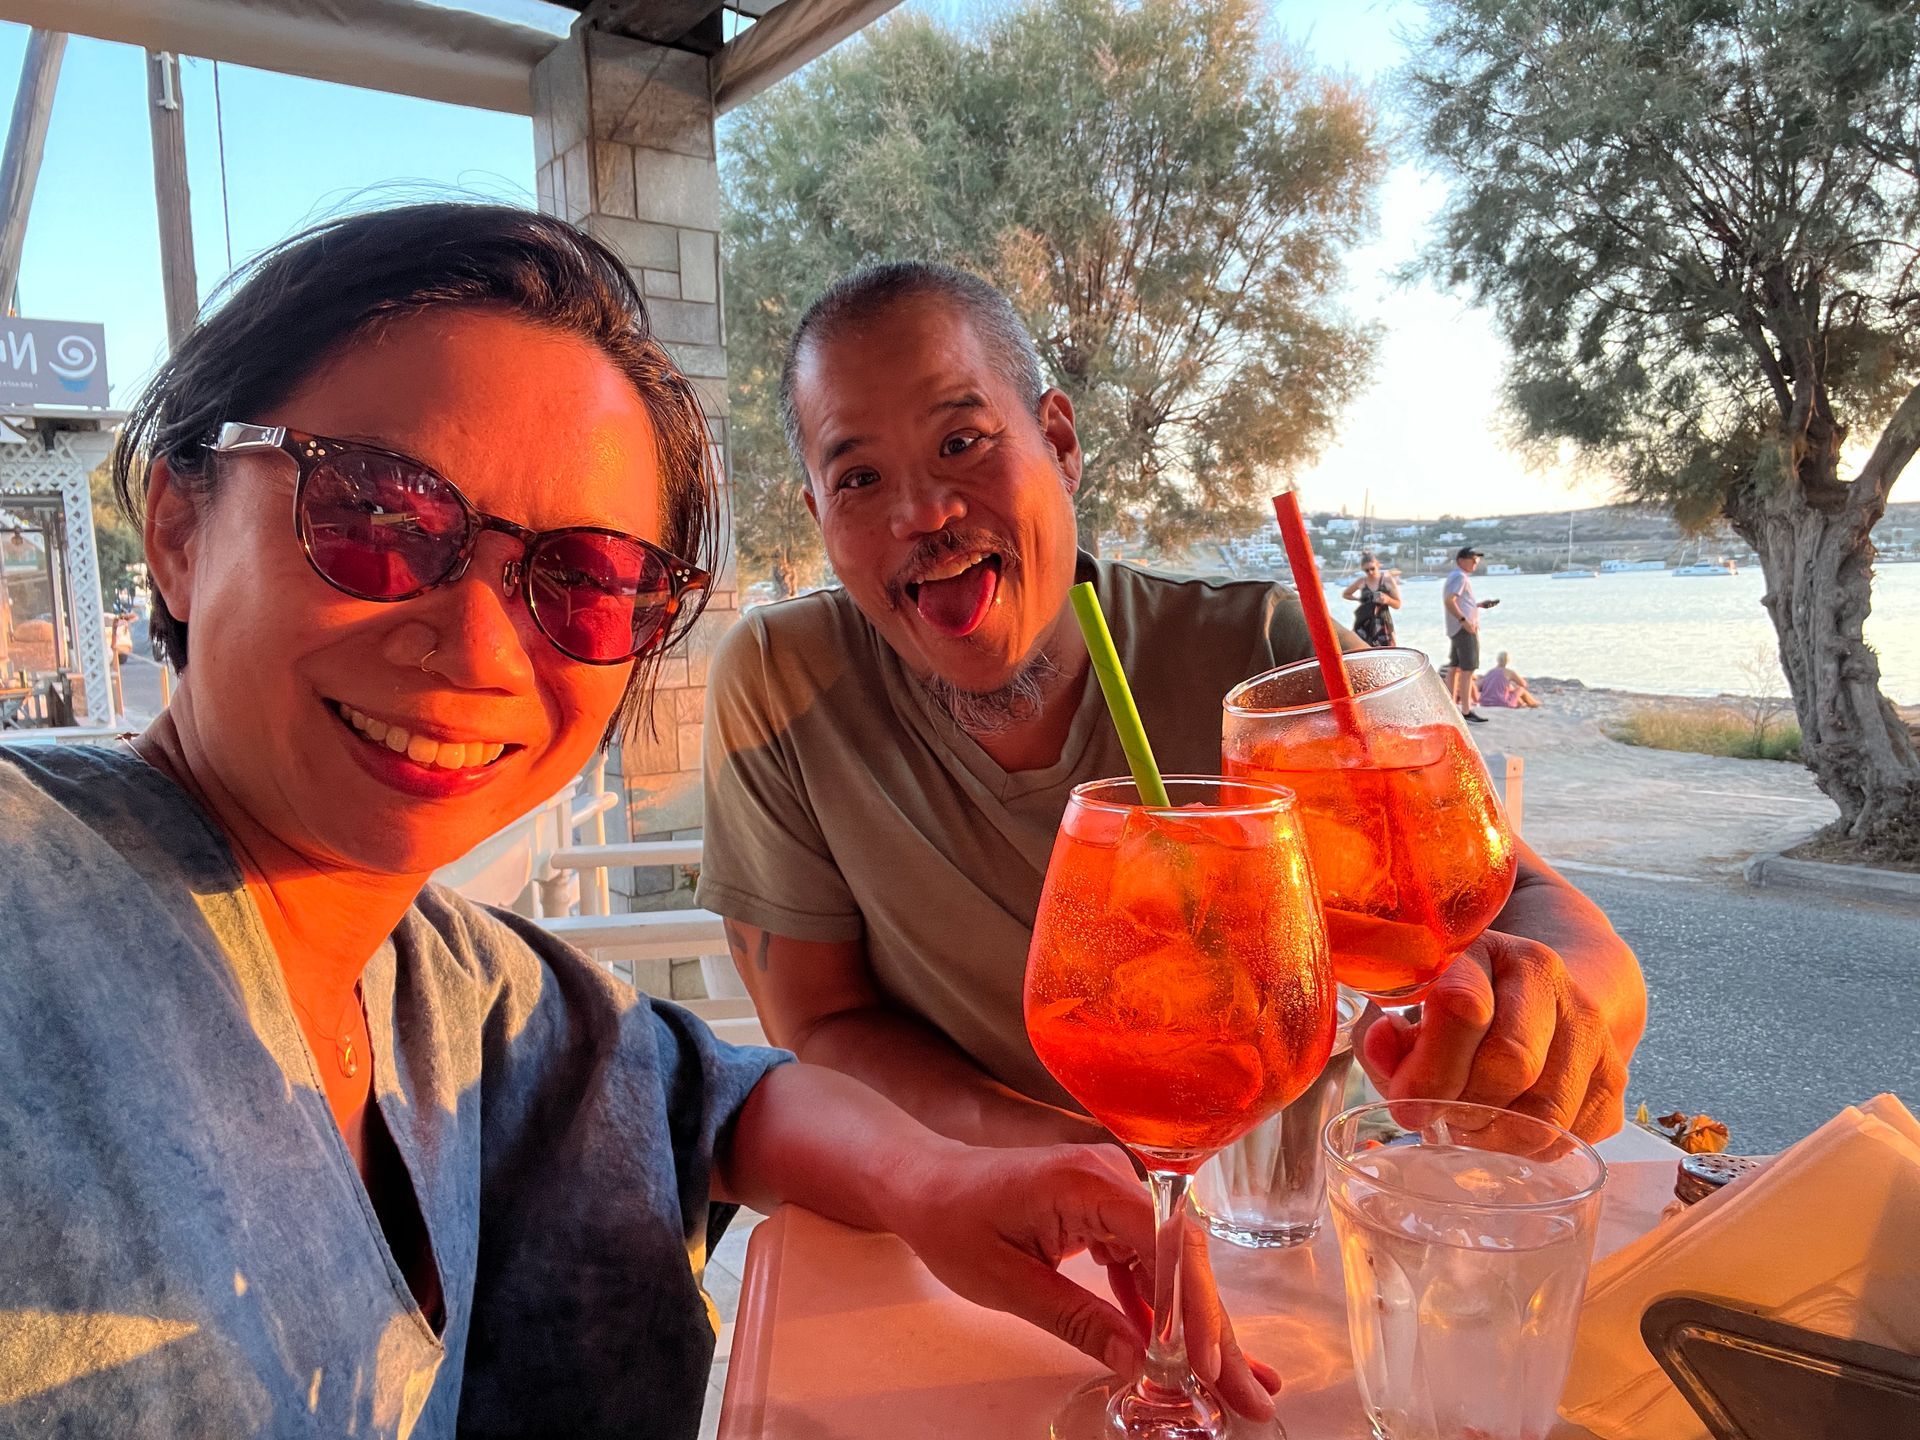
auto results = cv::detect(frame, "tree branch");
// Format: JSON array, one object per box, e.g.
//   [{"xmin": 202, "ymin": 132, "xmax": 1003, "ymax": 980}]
[{"xmin": 1850, "ymin": 377, "xmax": 1920, "ymax": 517}]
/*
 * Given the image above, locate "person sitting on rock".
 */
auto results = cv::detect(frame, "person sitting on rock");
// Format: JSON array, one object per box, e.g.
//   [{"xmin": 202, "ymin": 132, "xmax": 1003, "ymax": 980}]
[{"xmin": 1480, "ymin": 651, "xmax": 1542, "ymax": 709}]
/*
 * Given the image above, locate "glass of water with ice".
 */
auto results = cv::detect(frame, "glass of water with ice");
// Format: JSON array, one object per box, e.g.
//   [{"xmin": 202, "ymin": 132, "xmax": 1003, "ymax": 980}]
[{"xmin": 1323, "ymin": 1099, "xmax": 1606, "ymax": 1440}]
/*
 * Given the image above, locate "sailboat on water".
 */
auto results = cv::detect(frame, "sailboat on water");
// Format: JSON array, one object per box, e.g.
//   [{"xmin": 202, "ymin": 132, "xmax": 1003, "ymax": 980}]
[
  {"xmin": 1551, "ymin": 511, "xmax": 1597, "ymax": 578},
  {"xmin": 1673, "ymin": 537, "xmax": 1738, "ymax": 576}
]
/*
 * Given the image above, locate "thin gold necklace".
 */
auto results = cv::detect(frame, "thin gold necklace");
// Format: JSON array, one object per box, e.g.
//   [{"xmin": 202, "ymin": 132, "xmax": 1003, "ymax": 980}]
[{"xmin": 291, "ymin": 985, "xmax": 366, "ymax": 1079}]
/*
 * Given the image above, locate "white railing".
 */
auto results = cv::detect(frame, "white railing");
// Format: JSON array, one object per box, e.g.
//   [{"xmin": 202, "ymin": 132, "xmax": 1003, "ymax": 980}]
[
  {"xmin": 432, "ymin": 756, "xmax": 744, "ymax": 1018},
  {"xmin": 0, "ymin": 723, "xmax": 127, "ymax": 746}
]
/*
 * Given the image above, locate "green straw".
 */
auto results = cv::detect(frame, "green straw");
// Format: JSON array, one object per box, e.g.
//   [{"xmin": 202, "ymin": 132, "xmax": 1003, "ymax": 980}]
[{"xmin": 1069, "ymin": 581, "xmax": 1171, "ymax": 808}]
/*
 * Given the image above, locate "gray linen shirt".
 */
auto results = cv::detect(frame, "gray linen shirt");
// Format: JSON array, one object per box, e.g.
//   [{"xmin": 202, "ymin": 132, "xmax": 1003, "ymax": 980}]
[{"xmin": 0, "ymin": 743, "xmax": 787, "ymax": 1438}]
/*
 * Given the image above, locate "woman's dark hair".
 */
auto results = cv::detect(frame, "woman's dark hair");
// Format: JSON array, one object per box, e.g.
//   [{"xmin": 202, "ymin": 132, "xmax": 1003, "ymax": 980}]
[{"xmin": 113, "ymin": 201, "xmax": 722, "ymax": 746}]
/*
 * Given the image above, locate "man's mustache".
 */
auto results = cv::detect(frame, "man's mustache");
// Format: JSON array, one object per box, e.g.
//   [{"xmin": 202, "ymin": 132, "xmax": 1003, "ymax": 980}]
[{"xmin": 887, "ymin": 529, "xmax": 1018, "ymax": 600}]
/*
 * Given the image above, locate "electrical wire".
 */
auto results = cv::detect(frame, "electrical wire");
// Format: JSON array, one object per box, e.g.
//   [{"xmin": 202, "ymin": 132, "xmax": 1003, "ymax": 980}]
[{"xmin": 210, "ymin": 59, "xmax": 234, "ymax": 270}]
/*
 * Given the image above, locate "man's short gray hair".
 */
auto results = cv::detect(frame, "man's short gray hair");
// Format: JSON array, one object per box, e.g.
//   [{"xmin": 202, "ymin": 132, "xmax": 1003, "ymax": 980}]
[{"xmin": 779, "ymin": 261, "xmax": 1047, "ymax": 475}]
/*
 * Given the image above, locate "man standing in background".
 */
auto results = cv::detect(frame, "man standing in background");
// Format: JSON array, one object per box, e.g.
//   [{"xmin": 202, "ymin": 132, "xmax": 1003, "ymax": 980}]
[{"xmin": 1443, "ymin": 546, "xmax": 1496, "ymax": 723}]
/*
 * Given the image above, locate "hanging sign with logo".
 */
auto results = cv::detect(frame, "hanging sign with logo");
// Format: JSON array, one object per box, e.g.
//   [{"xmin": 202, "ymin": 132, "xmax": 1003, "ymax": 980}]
[{"xmin": 0, "ymin": 319, "xmax": 110, "ymax": 408}]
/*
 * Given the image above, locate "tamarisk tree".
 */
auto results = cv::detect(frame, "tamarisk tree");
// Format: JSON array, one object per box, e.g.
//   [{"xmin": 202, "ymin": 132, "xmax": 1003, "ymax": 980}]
[
  {"xmin": 723, "ymin": 0, "xmax": 1382, "ymax": 569},
  {"xmin": 1409, "ymin": 0, "xmax": 1920, "ymax": 860}
]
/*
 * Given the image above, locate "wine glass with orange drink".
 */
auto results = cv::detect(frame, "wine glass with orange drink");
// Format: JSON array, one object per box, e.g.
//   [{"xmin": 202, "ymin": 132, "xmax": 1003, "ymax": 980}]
[
  {"xmin": 1222, "ymin": 647, "xmax": 1518, "ymax": 1005},
  {"xmin": 1025, "ymin": 774, "xmax": 1337, "ymax": 1438}
]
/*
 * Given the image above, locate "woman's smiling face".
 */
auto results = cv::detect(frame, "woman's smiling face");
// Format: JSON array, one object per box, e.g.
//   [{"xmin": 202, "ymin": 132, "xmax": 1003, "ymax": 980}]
[{"xmin": 150, "ymin": 306, "xmax": 664, "ymax": 876}]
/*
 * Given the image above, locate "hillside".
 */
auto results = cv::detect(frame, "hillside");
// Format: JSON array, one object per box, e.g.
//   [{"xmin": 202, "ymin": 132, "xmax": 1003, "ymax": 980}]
[{"xmin": 1185, "ymin": 498, "xmax": 1920, "ymax": 577}]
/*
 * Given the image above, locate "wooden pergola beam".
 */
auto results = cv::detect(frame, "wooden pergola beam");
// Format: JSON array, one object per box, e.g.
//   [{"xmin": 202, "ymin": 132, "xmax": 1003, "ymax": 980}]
[
  {"xmin": 712, "ymin": 0, "xmax": 903, "ymax": 114},
  {"xmin": 0, "ymin": 29, "xmax": 65, "ymax": 311},
  {"xmin": 575, "ymin": 0, "xmax": 725, "ymax": 52},
  {"xmin": 0, "ymin": 0, "xmax": 557, "ymax": 115},
  {"xmin": 0, "ymin": 0, "xmax": 905, "ymax": 122}
]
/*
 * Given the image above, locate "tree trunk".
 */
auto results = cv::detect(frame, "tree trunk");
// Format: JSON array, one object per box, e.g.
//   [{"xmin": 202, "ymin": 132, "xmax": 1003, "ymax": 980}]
[
  {"xmin": 1728, "ymin": 468, "xmax": 1920, "ymax": 865},
  {"xmin": 772, "ymin": 553, "xmax": 797, "ymax": 599}
]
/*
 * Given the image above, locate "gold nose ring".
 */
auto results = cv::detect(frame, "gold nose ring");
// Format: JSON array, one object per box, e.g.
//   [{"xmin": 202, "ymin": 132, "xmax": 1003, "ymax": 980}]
[{"xmin": 419, "ymin": 648, "xmax": 438, "ymax": 674}]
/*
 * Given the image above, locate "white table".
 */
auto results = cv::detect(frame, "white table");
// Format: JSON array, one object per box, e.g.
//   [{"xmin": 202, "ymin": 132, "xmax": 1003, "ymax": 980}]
[{"xmin": 717, "ymin": 1150, "xmax": 1678, "ymax": 1438}]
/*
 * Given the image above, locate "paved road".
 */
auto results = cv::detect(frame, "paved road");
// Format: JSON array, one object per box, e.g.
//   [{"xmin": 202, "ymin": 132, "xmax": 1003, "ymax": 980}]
[
  {"xmin": 115, "ymin": 615, "xmax": 165, "ymax": 724},
  {"xmin": 1571, "ymin": 869, "xmax": 1919, "ymax": 1153}
]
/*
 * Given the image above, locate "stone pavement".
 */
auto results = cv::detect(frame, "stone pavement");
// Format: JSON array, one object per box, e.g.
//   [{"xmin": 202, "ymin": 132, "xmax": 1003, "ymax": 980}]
[
  {"xmin": 117, "ymin": 654, "xmax": 165, "ymax": 725},
  {"xmin": 1468, "ymin": 680, "xmax": 1838, "ymax": 879}
]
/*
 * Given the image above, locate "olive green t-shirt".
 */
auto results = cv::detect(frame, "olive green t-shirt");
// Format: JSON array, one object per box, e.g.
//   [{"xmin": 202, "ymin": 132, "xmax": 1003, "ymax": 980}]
[{"xmin": 697, "ymin": 553, "xmax": 1316, "ymax": 1108}]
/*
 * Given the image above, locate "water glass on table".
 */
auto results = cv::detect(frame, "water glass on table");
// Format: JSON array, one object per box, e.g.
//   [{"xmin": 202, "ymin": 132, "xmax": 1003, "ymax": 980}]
[
  {"xmin": 1324, "ymin": 1099, "xmax": 1606, "ymax": 1440},
  {"xmin": 1192, "ymin": 988, "xmax": 1367, "ymax": 1248}
]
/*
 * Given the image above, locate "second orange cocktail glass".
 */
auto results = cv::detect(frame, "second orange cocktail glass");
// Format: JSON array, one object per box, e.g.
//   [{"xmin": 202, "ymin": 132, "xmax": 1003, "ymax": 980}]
[{"xmin": 1222, "ymin": 649, "xmax": 1517, "ymax": 1004}]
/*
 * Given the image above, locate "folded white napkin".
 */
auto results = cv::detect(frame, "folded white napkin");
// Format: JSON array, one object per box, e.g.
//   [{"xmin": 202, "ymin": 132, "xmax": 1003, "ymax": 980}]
[{"xmin": 1560, "ymin": 1093, "xmax": 1920, "ymax": 1440}]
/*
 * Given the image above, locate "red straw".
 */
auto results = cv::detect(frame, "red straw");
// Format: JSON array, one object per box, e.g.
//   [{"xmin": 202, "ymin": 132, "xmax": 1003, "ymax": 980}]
[{"xmin": 1272, "ymin": 492, "xmax": 1354, "ymax": 705}]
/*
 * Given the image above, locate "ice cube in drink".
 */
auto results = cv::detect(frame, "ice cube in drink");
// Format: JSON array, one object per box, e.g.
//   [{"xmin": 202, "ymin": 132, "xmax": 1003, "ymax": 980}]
[{"xmin": 1226, "ymin": 723, "xmax": 1516, "ymax": 1001}]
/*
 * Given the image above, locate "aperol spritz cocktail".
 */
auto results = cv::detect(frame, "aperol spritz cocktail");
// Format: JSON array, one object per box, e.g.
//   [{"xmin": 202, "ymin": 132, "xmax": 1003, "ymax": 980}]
[
  {"xmin": 1223, "ymin": 650, "xmax": 1517, "ymax": 1004},
  {"xmin": 1026, "ymin": 776, "xmax": 1336, "ymax": 1438}
]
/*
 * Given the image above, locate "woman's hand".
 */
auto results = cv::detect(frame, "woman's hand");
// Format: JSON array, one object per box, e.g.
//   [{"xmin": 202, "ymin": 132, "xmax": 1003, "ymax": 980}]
[
  {"xmin": 884, "ymin": 1142, "xmax": 1281, "ymax": 1422},
  {"xmin": 719, "ymin": 1064, "xmax": 1282, "ymax": 1419}
]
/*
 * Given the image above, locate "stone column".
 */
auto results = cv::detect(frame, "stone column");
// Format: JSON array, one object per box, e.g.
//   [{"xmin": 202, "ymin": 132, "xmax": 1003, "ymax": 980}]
[{"xmin": 532, "ymin": 27, "xmax": 735, "ymax": 992}]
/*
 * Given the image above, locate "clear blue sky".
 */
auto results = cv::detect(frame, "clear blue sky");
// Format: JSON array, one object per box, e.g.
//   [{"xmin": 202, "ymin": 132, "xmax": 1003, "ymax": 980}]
[{"xmin": 2, "ymin": 3, "xmax": 1900, "ymax": 518}]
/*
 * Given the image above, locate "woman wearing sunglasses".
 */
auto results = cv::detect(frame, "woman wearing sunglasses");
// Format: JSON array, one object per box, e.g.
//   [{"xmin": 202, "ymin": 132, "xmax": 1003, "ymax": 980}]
[
  {"xmin": 1340, "ymin": 552, "xmax": 1401, "ymax": 647},
  {"xmin": 0, "ymin": 206, "xmax": 1262, "ymax": 1436}
]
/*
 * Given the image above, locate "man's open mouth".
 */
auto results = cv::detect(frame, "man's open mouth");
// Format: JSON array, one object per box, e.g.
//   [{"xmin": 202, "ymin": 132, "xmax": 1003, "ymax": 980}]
[{"xmin": 904, "ymin": 553, "xmax": 1003, "ymax": 638}]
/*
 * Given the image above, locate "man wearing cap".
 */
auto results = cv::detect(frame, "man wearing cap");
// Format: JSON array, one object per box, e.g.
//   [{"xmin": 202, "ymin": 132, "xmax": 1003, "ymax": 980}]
[
  {"xmin": 1443, "ymin": 546, "xmax": 1497, "ymax": 722},
  {"xmin": 697, "ymin": 261, "xmax": 1645, "ymax": 1154}
]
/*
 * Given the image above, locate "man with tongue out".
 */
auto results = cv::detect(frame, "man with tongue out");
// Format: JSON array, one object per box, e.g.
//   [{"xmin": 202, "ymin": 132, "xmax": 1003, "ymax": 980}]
[{"xmin": 697, "ymin": 262, "xmax": 1646, "ymax": 1147}]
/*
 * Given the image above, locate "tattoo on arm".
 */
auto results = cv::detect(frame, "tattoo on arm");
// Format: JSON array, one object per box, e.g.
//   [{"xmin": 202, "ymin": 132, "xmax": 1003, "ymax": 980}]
[
  {"xmin": 722, "ymin": 918, "xmax": 774, "ymax": 973},
  {"xmin": 723, "ymin": 919, "xmax": 750, "ymax": 970}
]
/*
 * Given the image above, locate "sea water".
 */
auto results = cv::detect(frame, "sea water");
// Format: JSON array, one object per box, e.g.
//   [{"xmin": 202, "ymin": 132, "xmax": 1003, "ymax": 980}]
[{"xmin": 1325, "ymin": 565, "xmax": 1920, "ymax": 703}]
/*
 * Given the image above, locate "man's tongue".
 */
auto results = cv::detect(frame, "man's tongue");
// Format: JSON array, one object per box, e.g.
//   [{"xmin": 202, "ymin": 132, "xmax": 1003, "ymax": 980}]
[{"xmin": 915, "ymin": 557, "xmax": 1000, "ymax": 637}]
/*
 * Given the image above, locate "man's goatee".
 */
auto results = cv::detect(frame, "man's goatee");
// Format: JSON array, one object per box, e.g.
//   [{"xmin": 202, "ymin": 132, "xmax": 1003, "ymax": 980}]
[{"xmin": 919, "ymin": 649, "xmax": 1065, "ymax": 737}]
